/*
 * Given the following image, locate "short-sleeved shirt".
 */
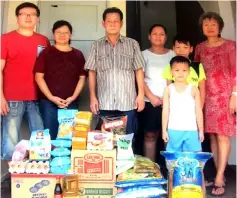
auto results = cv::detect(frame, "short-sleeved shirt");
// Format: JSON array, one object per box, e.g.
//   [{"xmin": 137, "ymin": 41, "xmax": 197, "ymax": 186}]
[
  {"xmin": 142, "ymin": 49, "xmax": 175, "ymax": 101},
  {"xmin": 1, "ymin": 30, "xmax": 50, "ymax": 100},
  {"xmin": 34, "ymin": 46, "xmax": 87, "ymax": 100},
  {"xmin": 84, "ymin": 35, "xmax": 145, "ymax": 111},
  {"xmin": 162, "ymin": 62, "xmax": 206, "ymax": 87}
]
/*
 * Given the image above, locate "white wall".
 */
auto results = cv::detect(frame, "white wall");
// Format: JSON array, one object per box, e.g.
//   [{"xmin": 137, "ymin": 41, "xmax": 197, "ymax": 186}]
[
  {"xmin": 1, "ymin": 1, "xmax": 5, "ymax": 32},
  {"xmin": 218, "ymin": 1, "xmax": 236, "ymax": 41},
  {"xmin": 199, "ymin": 1, "xmax": 220, "ymax": 13}
]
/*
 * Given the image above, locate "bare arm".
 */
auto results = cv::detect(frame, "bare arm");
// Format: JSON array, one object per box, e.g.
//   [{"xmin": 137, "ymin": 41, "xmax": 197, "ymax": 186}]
[
  {"xmin": 64, "ymin": 76, "xmax": 86, "ymax": 107},
  {"xmin": 233, "ymin": 86, "xmax": 236, "ymax": 92},
  {"xmin": 1, "ymin": 59, "xmax": 9, "ymax": 115},
  {"xmin": 194, "ymin": 87, "xmax": 204, "ymax": 141},
  {"xmin": 144, "ymin": 82, "xmax": 163, "ymax": 107},
  {"xmin": 229, "ymin": 85, "xmax": 237, "ymax": 114},
  {"xmin": 88, "ymin": 70, "xmax": 97, "ymax": 100},
  {"xmin": 198, "ymin": 80, "xmax": 205, "ymax": 109},
  {"xmin": 35, "ymin": 73, "xmax": 54, "ymax": 100},
  {"xmin": 88, "ymin": 70, "xmax": 99, "ymax": 114},
  {"xmin": 135, "ymin": 68, "xmax": 145, "ymax": 97},
  {"xmin": 135, "ymin": 68, "xmax": 145, "ymax": 112},
  {"xmin": 70, "ymin": 76, "xmax": 86, "ymax": 100},
  {"xmin": 1, "ymin": 59, "xmax": 6, "ymax": 98},
  {"xmin": 144, "ymin": 83, "xmax": 153, "ymax": 100},
  {"xmin": 162, "ymin": 87, "xmax": 170, "ymax": 142},
  {"xmin": 167, "ymin": 80, "xmax": 172, "ymax": 85}
]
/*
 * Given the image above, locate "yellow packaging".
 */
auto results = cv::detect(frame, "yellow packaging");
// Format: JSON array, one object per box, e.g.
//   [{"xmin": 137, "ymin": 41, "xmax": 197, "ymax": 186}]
[
  {"xmin": 74, "ymin": 111, "xmax": 92, "ymax": 132},
  {"xmin": 72, "ymin": 136, "xmax": 87, "ymax": 150}
]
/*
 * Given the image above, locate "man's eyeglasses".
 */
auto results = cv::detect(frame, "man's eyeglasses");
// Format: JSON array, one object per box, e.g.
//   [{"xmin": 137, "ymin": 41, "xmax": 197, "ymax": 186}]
[{"xmin": 18, "ymin": 13, "xmax": 38, "ymax": 17}]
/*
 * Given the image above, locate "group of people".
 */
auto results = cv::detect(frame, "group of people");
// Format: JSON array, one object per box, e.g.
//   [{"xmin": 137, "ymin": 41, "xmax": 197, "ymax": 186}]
[{"xmin": 1, "ymin": 2, "xmax": 236, "ymax": 197}]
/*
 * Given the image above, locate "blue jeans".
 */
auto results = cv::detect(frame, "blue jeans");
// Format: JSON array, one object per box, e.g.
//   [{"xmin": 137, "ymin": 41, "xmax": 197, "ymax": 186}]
[
  {"xmin": 39, "ymin": 99, "xmax": 78, "ymax": 140},
  {"xmin": 1, "ymin": 101, "xmax": 44, "ymax": 160}
]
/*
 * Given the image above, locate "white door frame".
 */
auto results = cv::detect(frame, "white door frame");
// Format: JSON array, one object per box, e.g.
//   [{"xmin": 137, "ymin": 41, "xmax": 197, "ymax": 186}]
[{"xmin": 1, "ymin": 1, "xmax": 9, "ymax": 34}]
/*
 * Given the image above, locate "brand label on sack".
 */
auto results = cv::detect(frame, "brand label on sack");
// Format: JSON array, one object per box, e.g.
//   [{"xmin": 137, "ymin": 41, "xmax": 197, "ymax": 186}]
[{"xmin": 104, "ymin": 120, "xmax": 124, "ymax": 129}]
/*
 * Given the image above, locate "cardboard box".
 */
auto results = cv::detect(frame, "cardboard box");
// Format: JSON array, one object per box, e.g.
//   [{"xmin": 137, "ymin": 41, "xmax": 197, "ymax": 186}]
[
  {"xmin": 78, "ymin": 182, "xmax": 116, "ymax": 198},
  {"xmin": 71, "ymin": 149, "xmax": 116, "ymax": 183},
  {"xmin": 11, "ymin": 174, "xmax": 64, "ymax": 198}
]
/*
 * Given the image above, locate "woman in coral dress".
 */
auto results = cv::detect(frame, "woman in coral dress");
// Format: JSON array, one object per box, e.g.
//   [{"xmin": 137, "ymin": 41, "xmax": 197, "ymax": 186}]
[{"xmin": 195, "ymin": 12, "xmax": 236, "ymax": 196}]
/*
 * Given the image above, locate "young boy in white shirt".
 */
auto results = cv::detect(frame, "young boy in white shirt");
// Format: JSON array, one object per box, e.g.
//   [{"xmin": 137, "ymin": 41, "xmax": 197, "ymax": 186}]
[{"xmin": 162, "ymin": 56, "xmax": 204, "ymax": 152}]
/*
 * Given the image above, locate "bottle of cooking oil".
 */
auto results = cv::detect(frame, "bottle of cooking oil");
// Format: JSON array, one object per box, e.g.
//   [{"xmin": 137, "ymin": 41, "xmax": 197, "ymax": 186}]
[{"xmin": 63, "ymin": 169, "xmax": 79, "ymax": 197}]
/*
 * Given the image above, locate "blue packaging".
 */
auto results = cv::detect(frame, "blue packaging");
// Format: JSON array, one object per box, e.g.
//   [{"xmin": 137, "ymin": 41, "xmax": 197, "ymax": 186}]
[
  {"xmin": 57, "ymin": 109, "xmax": 78, "ymax": 140},
  {"xmin": 161, "ymin": 151, "xmax": 212, "ymax": 198}
]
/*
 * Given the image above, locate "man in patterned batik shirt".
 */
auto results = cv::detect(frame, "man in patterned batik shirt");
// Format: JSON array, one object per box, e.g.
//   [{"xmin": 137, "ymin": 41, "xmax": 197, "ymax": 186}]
[{"xmin": 85, "ymin": 7, "xmax": 145, "ymax": 135}]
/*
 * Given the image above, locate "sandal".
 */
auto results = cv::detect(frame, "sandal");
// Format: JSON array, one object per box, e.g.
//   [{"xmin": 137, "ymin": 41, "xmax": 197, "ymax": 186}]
[
  {"xmin": 205, "ymin": 177, "xmax": 226, "ymax": 187},
  {"xmin": 210, "ymin": 184, "xmax": 225, "ymax": 197},
  {"xmin": 205, "ymin": 179, "xmax": 214, "ymax": 187}
]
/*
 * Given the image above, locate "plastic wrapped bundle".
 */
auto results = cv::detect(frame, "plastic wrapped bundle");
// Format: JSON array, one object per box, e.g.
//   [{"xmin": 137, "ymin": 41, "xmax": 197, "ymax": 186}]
[
  {"xmin": 51, "ymin": 140, "xmax": 72, "ymax": 148},
  {"xmin": 50, "ymin": 156, "xmax": 71, "ymax": 167},
  {"xmin": 161, "ymin": 151, "xmax": 212, "ymax": 198},
  {"xmin": 51, "ymin": 147, "xmax": 71, "ymax": 157},
  {"xmin": 12, "ymin": 140, "xmax": 29, "ymax": 162},
  {"xmin": 50, "ymin": 156, "xmax": 71, "ymax": 174},
  {"xmin": 50, "ymin": 164, "xmax": 71, "ymax": 174},
  {"xmin": 116, "ymin": 155, "xmax": 167, "ymax": 188},
  {"xmin": 115, "ymin": 185, "xmax": 167, "ymax": 198}
]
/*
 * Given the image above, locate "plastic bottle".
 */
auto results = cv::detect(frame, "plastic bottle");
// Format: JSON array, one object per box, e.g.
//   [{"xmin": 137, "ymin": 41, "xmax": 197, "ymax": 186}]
[
  {"xmin": 63, "ymin": 169, "xmax": 79, "ymax": 197},
  {"xmin": 54, "ymin": 177, "xmax": 63, "ymax": 198}
]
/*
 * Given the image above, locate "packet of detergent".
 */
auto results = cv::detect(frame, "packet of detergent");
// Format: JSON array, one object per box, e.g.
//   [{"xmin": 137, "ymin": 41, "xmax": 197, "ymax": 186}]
[
  {"xmin": 161, "ymin": 151, "xmax": 212, "ymax": 198},
  {"xmin": 116, "ymin": 133, "xmax": 134, "ymax": 161},
  {"xmin": 57, "ymin": 109, "xmax": 78, "ymax": 140}
]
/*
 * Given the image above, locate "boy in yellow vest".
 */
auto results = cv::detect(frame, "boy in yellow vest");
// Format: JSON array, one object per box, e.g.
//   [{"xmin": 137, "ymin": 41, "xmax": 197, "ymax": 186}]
[{"xmin": 163, "ymin": 35, "xmax": 206, "ymax": 108}]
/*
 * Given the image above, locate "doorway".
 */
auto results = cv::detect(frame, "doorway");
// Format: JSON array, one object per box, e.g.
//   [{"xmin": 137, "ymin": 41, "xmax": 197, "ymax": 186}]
[{"xmin": 126, "ymin": 1, "xmax": 206, "ymax": 50}]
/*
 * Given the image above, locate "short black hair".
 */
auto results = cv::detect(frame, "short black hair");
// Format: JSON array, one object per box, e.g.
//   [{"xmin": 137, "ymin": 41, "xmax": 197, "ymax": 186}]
[
  {"xmin": 172, "ymin": 34, "xmax": 193, "ymax": 47},
  {"xmin": 15, "ymin": 2, "xmax": 40, "ymax": 17},
  {"xmin": 103, "ymin": 7, "xmax": 123, "ymax": 21},
  {"xmin": 170, "ymin": 56, "xmax": 190, "ymax": 68},
  {"xmin": 149, "ymin": 24, "xmax": 167, "ymax": 35},
  {"xmin": 52, "ymin": 20, "xmax": 73, "ymax": 34},
  {"xmin": 52, "ymin": 20, "xmax": 73, "ymax": 44},
  {"xmin": 199, "ymin": 12, "xmax": 224, "ymax": 33}
]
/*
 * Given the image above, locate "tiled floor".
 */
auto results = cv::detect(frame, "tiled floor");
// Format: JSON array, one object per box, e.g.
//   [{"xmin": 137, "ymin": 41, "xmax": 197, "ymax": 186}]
[
  {"xmin": 205, "ymin": 165, "xmax": 236, "ymax": 198},
  {"xmin": 1, "ymin": 165, "xmax": 235, "ymax": 198}
]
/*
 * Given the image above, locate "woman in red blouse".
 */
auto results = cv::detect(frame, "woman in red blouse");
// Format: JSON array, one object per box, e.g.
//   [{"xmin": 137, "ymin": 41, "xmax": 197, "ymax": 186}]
[
  {"xmin": 35, "ymin": 20, "xmax": 87, "ymax": 140},
  {"xmin": 195, "ymin": 12, "xmax": 236, "ymax": 196}
]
